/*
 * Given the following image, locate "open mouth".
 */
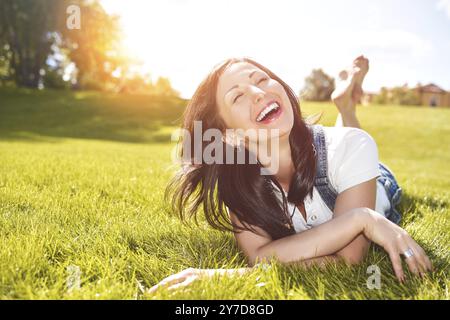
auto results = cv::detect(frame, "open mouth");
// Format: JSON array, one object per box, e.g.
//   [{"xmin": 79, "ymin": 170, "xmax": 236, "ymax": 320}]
[{"xmin": 256, "ymin": 101, "xmax": 282, "ymax": 124}]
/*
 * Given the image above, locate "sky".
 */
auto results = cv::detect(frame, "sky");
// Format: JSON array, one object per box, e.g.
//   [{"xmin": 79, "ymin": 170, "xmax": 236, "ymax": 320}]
[{"xmin": 102, "ymin": 0, "xmax": 450, "ymax": 99}]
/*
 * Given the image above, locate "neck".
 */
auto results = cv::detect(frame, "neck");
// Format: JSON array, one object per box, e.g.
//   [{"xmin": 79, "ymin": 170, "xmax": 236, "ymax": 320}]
[{"xmin": 256, "ymin": 134, "xmax": 294, "ymax": 191}]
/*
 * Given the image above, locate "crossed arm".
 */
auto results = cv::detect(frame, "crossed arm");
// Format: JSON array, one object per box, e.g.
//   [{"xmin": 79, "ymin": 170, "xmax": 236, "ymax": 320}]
[
  {"xmin": 231, "ymin": 178, "xmax": 376, "ymax": 267},
  {"xmin": 149, "ymin": 179, "xmax": 432, "ymax": 293}
]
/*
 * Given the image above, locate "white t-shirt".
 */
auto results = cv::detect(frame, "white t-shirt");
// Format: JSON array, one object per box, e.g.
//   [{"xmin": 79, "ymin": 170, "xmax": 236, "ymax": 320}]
[{"xmin": 273, "ymin": 126, "xmax": 391, "ymax": 233}]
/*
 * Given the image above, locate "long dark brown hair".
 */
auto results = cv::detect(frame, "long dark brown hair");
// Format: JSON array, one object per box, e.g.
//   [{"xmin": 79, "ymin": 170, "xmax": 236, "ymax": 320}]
[{"xmin": 165, "ymin": 57, "xmax": 316, "ymax": 240}]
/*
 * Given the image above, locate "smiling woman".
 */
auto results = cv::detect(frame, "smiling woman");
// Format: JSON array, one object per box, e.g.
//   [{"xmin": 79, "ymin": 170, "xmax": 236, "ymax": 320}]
[
  {"xmin": 170, "ymin": 57, "xmax": 317, "ymax": 241},
  {"xmin": 150, "ymin": 56, "xmax": 433, "ymax": 294}
]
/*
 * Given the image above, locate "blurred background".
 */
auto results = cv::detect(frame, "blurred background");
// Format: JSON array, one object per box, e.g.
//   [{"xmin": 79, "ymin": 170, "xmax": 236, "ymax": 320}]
[{"xmin": 1, "ymin": 0, "xmax": 450, "ymax": 105}]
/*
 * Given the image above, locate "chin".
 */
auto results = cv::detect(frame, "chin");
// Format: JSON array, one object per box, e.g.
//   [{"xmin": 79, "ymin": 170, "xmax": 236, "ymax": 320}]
[{"xmin": 274, "ymin": 116, "xmax": 294, "ymax": 136}]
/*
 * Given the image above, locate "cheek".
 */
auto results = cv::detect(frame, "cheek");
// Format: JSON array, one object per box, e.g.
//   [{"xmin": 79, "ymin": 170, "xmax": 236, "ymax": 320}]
[
  {"xmin": 271, "ymin": 83, "xmax": 293, "ymax": 117},
  {"xmin": 231, "ymin": 106, "xmax": 253, "ymax": 127},
  {"xmin": 273, "ymin": 83, "xmax": 289, "ymax": 100},
  {"xmin": 269, "ymin": 82, "xmax": 290, "ymax": 105},
  {"xmin": 221, "ymin": 105, "xmax": 252, "ymax": 130}
]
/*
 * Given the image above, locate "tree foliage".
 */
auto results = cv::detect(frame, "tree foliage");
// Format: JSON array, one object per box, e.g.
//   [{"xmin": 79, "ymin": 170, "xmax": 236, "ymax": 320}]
[
  {"xmin": 59, "ymin": 0, "xmax": 127, "ymax": 90},
  {"xmin": 0, "ymin": 0, "xmax": 179, "ymax": 96},
  {"xmin": 0, "ymin": 0, "xmax": 62, "ymax": 87},
  {"xmin": 373, "ymin": 85, "xmax": 421, "ymax": 106},
  {"xmin": 300, "ymin": 69, "xmax": 335, "ymax": 101}
]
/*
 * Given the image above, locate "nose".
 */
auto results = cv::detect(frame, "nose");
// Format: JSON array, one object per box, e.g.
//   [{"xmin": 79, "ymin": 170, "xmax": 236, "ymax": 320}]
[{"xmin": 250, "ymin": 85, "xmax": 266, "ymax": 104}]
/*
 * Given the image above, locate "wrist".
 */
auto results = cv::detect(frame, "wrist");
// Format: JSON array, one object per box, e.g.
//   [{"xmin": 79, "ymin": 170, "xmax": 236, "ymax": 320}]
[{"xmin": 351, "ymin": 207, "xmax": 372, "ymax": 234}]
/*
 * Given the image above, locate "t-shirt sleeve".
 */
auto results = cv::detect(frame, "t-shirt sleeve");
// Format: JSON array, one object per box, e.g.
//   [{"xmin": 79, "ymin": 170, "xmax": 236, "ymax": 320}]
[{"xmin": 330, "ymin": 127, "xmax": 380, "ymax": 193}]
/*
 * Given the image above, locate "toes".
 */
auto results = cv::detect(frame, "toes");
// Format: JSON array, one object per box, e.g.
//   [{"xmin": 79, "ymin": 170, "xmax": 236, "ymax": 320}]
[{"xmin": 338, "ymin": 70, "xmax": 349, "ymax": 80}]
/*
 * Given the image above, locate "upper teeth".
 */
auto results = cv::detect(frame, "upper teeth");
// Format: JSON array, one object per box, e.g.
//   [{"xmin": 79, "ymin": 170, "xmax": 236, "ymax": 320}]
[{"xmin": 256, "ymin": 102, "xmax": 279, "ymax": 122}]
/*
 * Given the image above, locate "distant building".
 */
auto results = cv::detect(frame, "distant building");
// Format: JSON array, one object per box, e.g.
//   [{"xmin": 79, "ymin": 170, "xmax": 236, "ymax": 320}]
[
  {"xmin": 361, "ymin": 92, "xmax": 377, "ymax": 106},
  {"xmin": 414, "ymin": 83, "xmax": 450, "ymax": 107},
  {"xmin": 363, "ymin": 83, "xmax": 450, "ymax": 107}
]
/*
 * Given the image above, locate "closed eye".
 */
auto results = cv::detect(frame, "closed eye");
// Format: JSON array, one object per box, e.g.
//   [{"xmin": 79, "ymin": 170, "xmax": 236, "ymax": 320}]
[
  {"xmin": 232, "ymin": 77, "xmax": 267, "ymax": 104},
  {"xmin": 258, "ymin": 77, "xmax": 268, "ymax": 84},
  {"xmin": 233, "ymin": 93, "xmax": 243, "ymax": 103}
]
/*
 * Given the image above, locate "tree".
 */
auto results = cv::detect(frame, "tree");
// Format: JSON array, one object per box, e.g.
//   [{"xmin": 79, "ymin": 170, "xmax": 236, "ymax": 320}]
[
  {"xmin": 153, "ymin": 76, "xmax": 179, "ymax": 96},
  {"xmin": 0, "ymin": 43, "xmax": 13, "ymax": 86},
  {"xmin": 0, "ymin": 0, "xmax": 180, "ymax": 96},
  {"xmin": 60, "ymin": 0, "xmax": 127, "ymax": 91},
  {"xmin": 300, "ymin": 69, "xmax": 335, "ymax": 101},
  {"xmin": 373, "ymin": 85, "xmax": 421, "ymax": 106},
  {"xmin": 0, "ymin": 0, "xmax": 127, "ymax": 90},
  {"xmin": 373, "ymin": 87, "xmax": 389, "ymax": 104},
  {"xmin": 0, "ymin": 0, "xmax": 62, "ymax": 88}
]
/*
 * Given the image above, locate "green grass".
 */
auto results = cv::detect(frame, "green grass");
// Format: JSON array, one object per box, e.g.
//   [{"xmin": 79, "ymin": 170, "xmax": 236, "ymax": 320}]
[{"xmin": 0, "ymin": 88, "xmax": 449, "ymax": 299}]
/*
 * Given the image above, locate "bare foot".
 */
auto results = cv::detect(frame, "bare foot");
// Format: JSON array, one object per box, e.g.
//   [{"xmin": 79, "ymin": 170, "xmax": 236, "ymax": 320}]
[
  {"xmin": 331, "ymin": 55, "xmax": 369, "ymax": 113},
  {"xmin": 352, "ymin": 55, "xmax": 369, "ymax": 103},
  {"xmin": 331, "ymin": 68, "xmax": 357, "ymax": 115}
]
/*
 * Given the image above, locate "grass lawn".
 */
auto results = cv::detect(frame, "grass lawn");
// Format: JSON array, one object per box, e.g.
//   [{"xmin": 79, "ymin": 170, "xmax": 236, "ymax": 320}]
[{"xmin": 0, "ymin": 88, "xmax": 448, "ymax": 299}]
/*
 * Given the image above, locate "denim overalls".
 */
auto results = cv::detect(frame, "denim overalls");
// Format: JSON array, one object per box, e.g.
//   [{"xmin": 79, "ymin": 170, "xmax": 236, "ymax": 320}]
[{"xmin": 310, "ymin": 124, "xmax": 402, "ymax": 225}]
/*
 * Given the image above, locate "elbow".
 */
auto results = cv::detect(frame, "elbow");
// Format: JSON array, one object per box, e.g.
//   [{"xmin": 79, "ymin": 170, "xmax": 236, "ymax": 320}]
[
  {"xmin": 247, "ymin": 247, "xmax": 271, "ymax": 267},
  {"xmin": 247, "ymin": 253, "xmax": 263, "ymax": 268},
  {"xmin": 340, "ymin": 254, "xmax": 364, "ymax": 266},
  {"xmin": 337, "ymin": 247, "xmax": 368, "ymax": 266},
  {"xmin": 247, "ymin": 258, "xmax": 257, "ymax": 268}
]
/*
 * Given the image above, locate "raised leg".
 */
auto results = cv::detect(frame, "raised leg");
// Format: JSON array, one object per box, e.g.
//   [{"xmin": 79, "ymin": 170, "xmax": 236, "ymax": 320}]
[{"xmin": 331, "ymin": 56, "xmax": 369, "ymax": 129}]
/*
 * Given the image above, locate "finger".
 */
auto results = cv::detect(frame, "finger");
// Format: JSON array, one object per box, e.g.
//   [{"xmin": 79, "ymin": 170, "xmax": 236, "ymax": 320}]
[
  {"xmin": 410, "ymin": 245, "xmax": 429, "ymax": 275},
  {"xmin": 416, "ymin": 246, "xmax": 433, "ymax": 271},
  {"xmin": 156, "ymin": 273, "xmax": 187, "ymax": 289},
  {"xmin": 168, "ymin": 275, "xmax": 198, "ymax": 291},
  {"xmin": 425, "ymin": 255, "xmax": 434, "ymax": 272},
  {"xmin": 147, "ymin": 281, "xmax": 173, "ymax": 294},
  {"xmin": 148, "ymin": 272, "xmax": 189, "ymax": 294},
  {"xmin": 148, "ymin": 284, "xmax": 160, "ymax": 294},
  {"xmin": 406, "ymin": 240, "xmax": 432, "ymax": 274},
  {"xmin": 418, "ymin": 247, "xmax": 433, "ymax": 271},
  {"xmin": 403, "ymin": 253, "xmax": 421, "ymax": 277},
  {"xmin": 149, "ymin": 280, "xmax": 174, "ymax": 294},
  {"xmin": 400, "ymin": 243, "xmax": 422, "ymax": 277},
  {"xmin": 388, "ymin": 249, "xmax": 405, "ymax": 282},
  {"xmin": 412, "ymin": 246, "xmax": 434, "ymax": 272}
]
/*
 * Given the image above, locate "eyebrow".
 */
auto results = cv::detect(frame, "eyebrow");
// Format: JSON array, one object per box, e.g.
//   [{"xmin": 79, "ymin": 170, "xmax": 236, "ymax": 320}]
[{"xmin": 225, "ymin": 70, "xmax": 259, "ymax": 96}]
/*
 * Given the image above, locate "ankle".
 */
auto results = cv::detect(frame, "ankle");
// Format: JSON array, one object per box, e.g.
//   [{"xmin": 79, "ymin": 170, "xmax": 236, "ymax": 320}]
[
  {"xmin": 339, "ymin": 109, "xmax": 357, "ymax": 121},
  {"xmin": 340, "ymin": 112, "xmax": 361, "ymax": 128}
]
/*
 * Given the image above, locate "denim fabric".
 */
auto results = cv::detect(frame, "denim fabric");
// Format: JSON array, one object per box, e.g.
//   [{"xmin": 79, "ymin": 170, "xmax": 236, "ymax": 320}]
[
  {"xmin": 377, "ymin": 162, "xmax": 402, "ymax": 225},
  {"xmin": 310, "ymin": 124, "xmax": 402, "ymax": 225},
  {"xmin": 310, "ymin": 124, "xmax": 339, "ymax": 211}
]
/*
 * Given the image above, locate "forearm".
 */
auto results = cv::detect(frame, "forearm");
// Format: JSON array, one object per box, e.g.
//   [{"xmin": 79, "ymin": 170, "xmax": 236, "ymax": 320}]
[
  {"xmin": 198, "ymin": 255, "xmax": 342, "ymax": 279},
  {"xmin": 254, "ymin": 208, "xmax": 368, "ymax": 264},
  {"xmin": 298, "ymin": 254, "xmax": 341, "ymax": 267},
  {"xmin": 331, "ymin": 179, "xmax": 377, "ymax": 264}
]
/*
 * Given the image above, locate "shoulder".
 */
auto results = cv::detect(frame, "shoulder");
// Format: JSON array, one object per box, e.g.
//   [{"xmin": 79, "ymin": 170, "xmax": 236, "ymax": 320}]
[
  {"xmin": 321, "ymin": 126, "xmax": 377, "ymax": 154},
  {"xmin": 320, "ymin": 126, "xmax": 379, "ymax": 193}
]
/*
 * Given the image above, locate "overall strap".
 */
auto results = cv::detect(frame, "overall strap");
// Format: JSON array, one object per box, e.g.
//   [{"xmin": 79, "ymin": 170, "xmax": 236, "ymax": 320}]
[{"xmin": 310, "ymin": 124, "xmax": 338, "ymax": 212}]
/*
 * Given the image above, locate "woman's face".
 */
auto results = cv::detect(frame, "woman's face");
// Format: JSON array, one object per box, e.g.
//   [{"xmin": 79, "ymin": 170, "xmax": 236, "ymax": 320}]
[{"xmin": 216, "ymin": 62, "xmax": 294, "ymax": 140}]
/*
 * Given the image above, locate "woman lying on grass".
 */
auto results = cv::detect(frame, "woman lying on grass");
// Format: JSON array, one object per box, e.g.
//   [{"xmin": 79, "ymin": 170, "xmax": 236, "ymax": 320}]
[{"xmin": 150, "ymin": 55, "xmax": 432, "ymax": 293}]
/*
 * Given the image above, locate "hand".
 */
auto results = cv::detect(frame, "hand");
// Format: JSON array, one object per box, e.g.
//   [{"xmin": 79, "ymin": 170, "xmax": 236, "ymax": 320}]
[
  {"xmin": 148, "ymin": 267, "xmax": 251, "ymax": 294},
  {"xmin": 148, "ymin": 268, "xmax": 208, "ymax": 293},
  {"xmin": 362, "ymin": 209, "xmax": 433, "ymax": 282}
]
